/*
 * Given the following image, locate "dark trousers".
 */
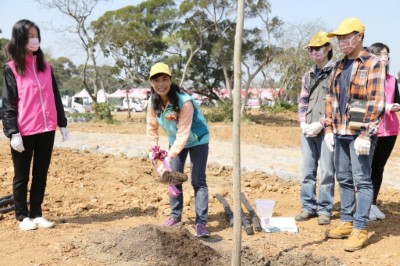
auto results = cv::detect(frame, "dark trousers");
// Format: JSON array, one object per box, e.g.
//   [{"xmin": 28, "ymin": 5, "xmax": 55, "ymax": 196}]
[
  {"xmin": 11, "ymin": 131, "xmax": 55, "ymax": 221},
  {"xmin": 371, "ymin": 135, "xmax": 397, "ymax": 204}
]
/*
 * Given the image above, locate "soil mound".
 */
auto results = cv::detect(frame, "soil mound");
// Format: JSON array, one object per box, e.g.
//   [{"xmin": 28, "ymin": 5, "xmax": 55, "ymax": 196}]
[{"xmin": 88, "ymin": 224, "xmax": 223, "ymax": 265}]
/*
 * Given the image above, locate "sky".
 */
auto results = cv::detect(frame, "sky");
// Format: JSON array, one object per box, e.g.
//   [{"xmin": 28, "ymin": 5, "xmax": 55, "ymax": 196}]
[{"xmin": 1, "ymin": 0, "xmax": 400, "ymax": 76}]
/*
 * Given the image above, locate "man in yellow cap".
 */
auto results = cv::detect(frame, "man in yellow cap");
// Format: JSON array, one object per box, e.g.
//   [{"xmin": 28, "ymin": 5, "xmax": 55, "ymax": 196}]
[
  {"xmin": 295, "ymin": 31, "xmax": 335, "ymax": 226},
  {"xmin": 324, "ymin": 18, "xmax": 385, "ymax": 251}
]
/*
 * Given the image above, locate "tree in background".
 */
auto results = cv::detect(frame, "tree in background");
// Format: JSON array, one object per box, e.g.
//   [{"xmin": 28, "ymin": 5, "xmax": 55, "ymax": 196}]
[
  {"xmin": 92, "ymin": 0, "xmax": 176, "ymax": 85},
  {"xmin": 267, "ymin": 20, "xmax": 327, "ymax": 103},
  {"xmin": 0, "ymin": 37, "xmax": 9, "ymax": 88},
  {"xmin": 36, "ymin": 0, "xmax": 106, "ymax": 104},
  {"xmin": 239, "ymin": 0, "xmax": 283, "ymax": 114},
  {"xmin": 48, "ymin": 57, "xmax": 80, "ymax": 96}
]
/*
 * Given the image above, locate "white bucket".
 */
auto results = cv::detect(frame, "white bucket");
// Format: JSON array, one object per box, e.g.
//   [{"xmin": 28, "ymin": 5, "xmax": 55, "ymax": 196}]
[{"xmin": 255, "ymin": 199, "xmax": 275, "ymax": 218}]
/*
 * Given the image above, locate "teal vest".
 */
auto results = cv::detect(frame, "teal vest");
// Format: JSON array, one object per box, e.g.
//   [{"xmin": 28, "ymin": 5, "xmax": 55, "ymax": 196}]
[{"xmin": 156, "ymin": 92, "xmax": 209, "ymax": 148}]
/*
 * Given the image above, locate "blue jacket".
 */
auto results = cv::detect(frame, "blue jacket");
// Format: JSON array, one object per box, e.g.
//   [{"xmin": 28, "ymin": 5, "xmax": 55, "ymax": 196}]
[{"xmin": 156, "ymin": 92, "xmax": 209, "ymax": 148}]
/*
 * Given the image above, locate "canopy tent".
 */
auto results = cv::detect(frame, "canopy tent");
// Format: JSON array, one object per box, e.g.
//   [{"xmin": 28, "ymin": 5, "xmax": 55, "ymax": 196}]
[
  {"xmin": 128, "ymin": 88, "xmax": 150, "ymax": 99},
  {"xmin": 109, "ymin": 89, "xmax": 128, "ymax": 98},
  {"xmin": 96, "ymin": 89, "xmax": 112, "ymax": 103},
  {"xmin": 73, "ymin": 89, "xmax": 93, "ymax": 103}
]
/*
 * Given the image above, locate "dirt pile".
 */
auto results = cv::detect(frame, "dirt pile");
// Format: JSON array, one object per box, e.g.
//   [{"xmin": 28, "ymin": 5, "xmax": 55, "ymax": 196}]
[{"xmin": 86, "ymin": 224, "xmax": 223, "ymax": 265}]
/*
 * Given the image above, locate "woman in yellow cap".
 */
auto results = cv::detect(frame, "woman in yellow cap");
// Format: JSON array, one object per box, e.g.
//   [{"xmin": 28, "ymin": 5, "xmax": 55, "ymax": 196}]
[
  {"xmin": 146, "ymin": 62, "xmax": 210, "ymax": 237},
  {"xmin": 295, "ymin": 31, "xmax": 335, "ymax": 225}
]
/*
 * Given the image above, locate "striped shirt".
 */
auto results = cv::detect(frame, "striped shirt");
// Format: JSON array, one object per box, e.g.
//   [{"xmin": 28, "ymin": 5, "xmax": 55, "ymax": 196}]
[{"xmin": 325, "ymin": 49, "xmax": 385, "ymax": 139}]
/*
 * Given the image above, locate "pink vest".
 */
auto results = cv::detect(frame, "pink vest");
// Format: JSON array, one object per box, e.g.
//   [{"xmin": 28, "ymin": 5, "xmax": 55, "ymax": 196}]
[
  {"xmin": 378, "ymin": 74, "xmax": 399, "ymax": 137},
  {"xmin": 7, "ymin": 56, "xmax": 58, "ymax": 136}
]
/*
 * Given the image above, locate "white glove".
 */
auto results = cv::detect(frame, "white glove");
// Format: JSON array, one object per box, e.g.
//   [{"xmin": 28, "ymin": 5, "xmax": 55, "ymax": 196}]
[
  {"xmin": 391, "ymin": 103, "xmax": 400, "ymax": 112},
  {"xmin": 10, "ymin": 133, "xmax": 25, "ymax": 153},
  {"xmin": 60, "ymin": 127, "xmax": 69, "ymax": 142},
  {"xmin": 324, "ymin": 133, "xmax": 334, "ymax": 152},
  {"xmin": 354, "ymin": 136, "xmax": 370, "ymax": 156},
  {"xmin": 306, "ymin": 122, "xmax": 324, "ymax": 136},
  {"xmin": 300, "ymin": 122, "xmax": 309, "ymax": 134},
  {"xmin": 385, "ymin": 103, "xmax": 393, "ymax": 112},
  {"xmin": 165, "ymin": 156, "xmax": 172, "ymax": 166}
]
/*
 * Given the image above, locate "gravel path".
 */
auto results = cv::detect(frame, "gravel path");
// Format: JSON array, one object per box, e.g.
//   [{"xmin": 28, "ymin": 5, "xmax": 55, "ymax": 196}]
[{"xmin": 53, "ymin": 131, "xmax": 400, "ymax": 190}]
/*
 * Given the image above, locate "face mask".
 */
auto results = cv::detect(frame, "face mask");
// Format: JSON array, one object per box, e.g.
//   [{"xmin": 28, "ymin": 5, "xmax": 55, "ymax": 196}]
[
  {"xmin": 380, "ymin": 59, "xmax": 389, "ymax": 66},
  {"xmin": 26, "ymin": 38, "xmax": 40, "ymax": 52},
  {"xmin": 309, "ymin": 47, "xmax": 328, "ymax": 63},
  {"xmin": 379, "ymin": 55, "xmax": 389, "ymax": 66},
  {"xmin": 338, "ymin": 34, "xmax": 359, "ymax": 55}
]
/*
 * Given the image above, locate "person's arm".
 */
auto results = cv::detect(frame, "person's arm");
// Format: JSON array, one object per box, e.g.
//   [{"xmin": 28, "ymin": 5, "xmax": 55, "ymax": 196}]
[
  {"xmin": 2, "ymin": 65, "xmax": 19, "ymax": 138},
  {"xmin": 51, "ymin": 68, "xmax": 67, "ymax": 128},
  {"xmin": 146, "ymin": 101, "xmax": 159, "ymax": 147},
  {"xmin": 324, "ymin": 69, "xmax": 336, "ymax": 134},
  {"xmin": 361, "ymin": 60, "xmax": 386, "ymax": 138},
  {"xmin": 394, "ymin": 79, "xmax": 400, "ymax": 104},
  {"xmin": 298, "ymin": 73, "xmax": 310, "ymax": 123},
  {"xmin": 168, "ymin": 101, "xmax": 194, "ymax": 158}
]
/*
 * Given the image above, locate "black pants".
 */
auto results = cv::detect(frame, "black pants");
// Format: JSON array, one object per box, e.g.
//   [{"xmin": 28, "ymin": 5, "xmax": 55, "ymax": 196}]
[
  {"xmin": 11, "ymin": 131, "xmax": 55, "ymax": 221},
  {"xmin": 371, "ymin": 135, "xmax": 397, "ymax": 205}
]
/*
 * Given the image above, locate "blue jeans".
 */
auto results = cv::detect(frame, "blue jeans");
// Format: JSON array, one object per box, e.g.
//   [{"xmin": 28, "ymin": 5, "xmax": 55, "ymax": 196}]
[
  {"xmin": 169, "ymin": 143, "xmax": 209, "ymax": 225},
  {"xmin": 300, "ymin": 131, "xmax": 335, "ymax": 216},
  {"xmin": 334, "ymin": 135, "xmax": 377, "ymax": 229}
]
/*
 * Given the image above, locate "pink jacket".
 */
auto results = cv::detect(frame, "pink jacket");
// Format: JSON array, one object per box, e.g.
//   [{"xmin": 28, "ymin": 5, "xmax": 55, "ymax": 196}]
[
  {"xmin": 377, "ymin": 74, "xmax": 399, "ymax": 137},
  {"xmin": 7, "ymin": 55, "xmax": 58, "ymax": 136}
]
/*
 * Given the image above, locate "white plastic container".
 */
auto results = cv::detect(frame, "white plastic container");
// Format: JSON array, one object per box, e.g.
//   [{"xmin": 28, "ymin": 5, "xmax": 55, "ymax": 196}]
[{"xmin": 255, "ymin": 199, "xmax": 275, "ymax": 218}]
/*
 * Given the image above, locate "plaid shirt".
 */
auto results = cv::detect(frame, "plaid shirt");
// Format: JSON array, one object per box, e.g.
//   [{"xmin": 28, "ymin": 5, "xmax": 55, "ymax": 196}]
[{"xmin": 325, "ymin": 49, "xmax": 385, "ymax": 139}]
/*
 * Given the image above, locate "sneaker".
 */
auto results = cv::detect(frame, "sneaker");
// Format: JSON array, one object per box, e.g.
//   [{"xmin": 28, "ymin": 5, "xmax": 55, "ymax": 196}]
[
  {"xmin": 326, "ymin": 221, "xmax": 353, "ymax": 239},
  {"xmin": 161, "ymin": 216, "xmax": 182, "ymax": 227},
  {"xmin": 369, "ymin": 207, "xmax": 377, "ymax": 221},
  {"xmin": 317, "ymin": 214, "xmax": 330, "ymax": 225},
  {"xmin": 195, "ymin": 224, "xmax": 210, "ymax": 238},
  {"xmin": 371, "ymin": 205, "xmax": 385, "ymax": 220},
  {"xmin": 344, "ymin": 229, "xmax": 368, "ymax": 252},
  {"xmin": 32, "ymin": 217, "xmax": 55, "ymax": 228},
  {"xmin": 294, "ymin": 211, "xmax": 316, "ymax": 221},
  {"xmin": 19, "ymin": 218, "xmax": 38, "ymax": 231}
]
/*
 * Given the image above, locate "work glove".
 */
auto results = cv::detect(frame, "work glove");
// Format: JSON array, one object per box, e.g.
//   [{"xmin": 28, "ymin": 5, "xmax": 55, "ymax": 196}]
[
  {"xmin": 391, "ymin": 103, "xmax": 400, "ymax": 112},
  {"xmin": 324, "ymin": 132, "xmax": 334, "ymax": 152},
  {"xmin": 385, "ymin": 103, "xmax": 393, "ymax": 112},
  {"xmin": 354, "ymin": 136, "xmax": 370, "ymax": 156},
  {"xmin": 305, "ymin": 122, "xmax": 324, "ymax": 136},
  {"xmin": 10, "ymin": 133, "xmax": 25, "ymax": 153},
  {"xmin": 165, "ymin": 156, "xmax": 172, "ymax": 167},
  {"xmin": 60, "ymin": 127, "xmax": 69, "ymax": 142},
  {"xmin": 300, "ymin": 122, "xmax": 309, "ymax": 134}
]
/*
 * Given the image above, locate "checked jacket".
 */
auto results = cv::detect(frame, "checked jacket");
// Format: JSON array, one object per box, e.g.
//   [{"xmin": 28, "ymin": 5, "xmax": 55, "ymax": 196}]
[{"xmin": 325, "ymin": 49, "xmax": 386, "ymax": 139}]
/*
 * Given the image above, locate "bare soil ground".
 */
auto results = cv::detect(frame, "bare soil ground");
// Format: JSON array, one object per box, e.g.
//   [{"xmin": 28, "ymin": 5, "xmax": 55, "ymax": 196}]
[{"xmin": 1, "ymin": 110, "xmax": 400, "ymax": 266}]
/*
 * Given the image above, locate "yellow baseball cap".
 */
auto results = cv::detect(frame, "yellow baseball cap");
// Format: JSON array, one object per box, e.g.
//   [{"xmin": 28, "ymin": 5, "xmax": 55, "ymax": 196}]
[
  {"xmin": 149, "ymin": 62, "xmax": 172, "ymax": 79},
  {"xmin": 306, "ymin": 31, "xmax": 331, "ymax": 48},
  {"xmin": 327, "ymin": 18, "xmax": 365, "ymax": 37}
]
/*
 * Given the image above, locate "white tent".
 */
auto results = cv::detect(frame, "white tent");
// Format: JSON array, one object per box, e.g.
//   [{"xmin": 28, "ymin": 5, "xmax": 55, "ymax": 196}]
[
  {"xmin": 96, "ymin": 89, "xmax": 111, "ymax": 103},
  {"xmin": 73, "ymin": 89, "xmax": 93, "ymax": 102}
]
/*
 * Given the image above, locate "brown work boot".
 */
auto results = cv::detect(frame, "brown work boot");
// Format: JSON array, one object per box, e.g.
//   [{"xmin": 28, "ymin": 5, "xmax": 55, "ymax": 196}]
[
  {"xmin": 344, "ymin": 229, "xmax": 368, "ymax": 252},
  {"xmin": 325, "ymin": 221, "xmax": 353, "ymax": 239}
]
